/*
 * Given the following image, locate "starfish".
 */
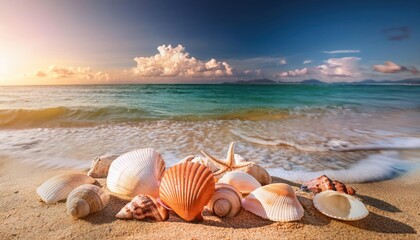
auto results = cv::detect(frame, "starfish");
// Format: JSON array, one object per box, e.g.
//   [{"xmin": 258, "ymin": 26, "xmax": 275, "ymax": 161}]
[{"xmin": 200, "ymin": 142, "xmax": 254, "ymax": 176}]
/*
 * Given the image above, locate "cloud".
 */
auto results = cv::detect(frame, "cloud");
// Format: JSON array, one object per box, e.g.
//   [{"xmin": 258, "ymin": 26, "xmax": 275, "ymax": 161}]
[
  {"xmin": 317, "ymin": 57, "xmax": 361, "ymax": 77},
  {"xmin": 36, "ymin": 65, "xmax": 110, "ymax": 81},
  {"xmin": 274, "ymin": 67, "xmax": 308, "ymax": 78},
  {"xmin": 303, "ymin": 60, "xmax": 312, "ymax": 64},
  {"xmin": 279, "ymin": 59, "xmax": 287, "ymax": 65},
  {"xmin": 383, "ymin": 26, "xmax": 410, "ymax": 41},
  {"xmin": 323, "ymin": 50, "xmax": 360, "ymax": 54},
  {"xmin": 131, "ymin": 44, "xmax": 233, "ymax": 78},
  {"xmin": 373, "ymin": 61, "xmax": 419, "ymax": 74}
]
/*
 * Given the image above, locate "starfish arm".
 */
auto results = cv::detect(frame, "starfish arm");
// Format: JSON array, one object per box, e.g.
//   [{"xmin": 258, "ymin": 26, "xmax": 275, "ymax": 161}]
[
  {"xmin": 213, "ymin": 168, "xmax": 227, "ymax": 176},
  {"xmin": 200, "ymin": 150, "xmax": 229, "ymax": 170},
  {"xmin": 232, "ymin": 161, "xmax": 255, "ymax": 170},
  {"xmin": 226, "ymin": 142, "xmax": 236, "ymax": 166}
]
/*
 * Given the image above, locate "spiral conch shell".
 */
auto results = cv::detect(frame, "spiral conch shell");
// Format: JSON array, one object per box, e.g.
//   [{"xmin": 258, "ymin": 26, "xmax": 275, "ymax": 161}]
[
  {"xmin": 116, "ymin": 194, "xmax": 169, "ymax": 221},
  {"xmin": 313, "ymin": 190, "xmax": 368, "ymax": 221},
  {"xmin": 107, "ymin": 148, "xmax": 165, "ymax": 198},
  {"xmin": 242, "ymin": 183, "xmax": 304, "ymax": 222},
  {"xmin": 301, "ymin": 175, "xmax": 356, "ymax": 195},
  {"xmin": 87, "ymin": 154, "xmax": 120, "ymax": 178},
  {"xmin": 159, "ymin": 162, "xmax": 215, "ymax": 222},
  {"xmin": 207, "ymin": 183, "xmax": 242, "ymax": 218},
  {"xmin": 37, "ymin": 174, "xmax": 95, "ymax": 204},
  {"xmin": 218, "ymin": 171, "xmax": 261, "ymax": 195},
  {"xmin": 66, "ymin": 184, "xmax": 110, "ymax": 219}
]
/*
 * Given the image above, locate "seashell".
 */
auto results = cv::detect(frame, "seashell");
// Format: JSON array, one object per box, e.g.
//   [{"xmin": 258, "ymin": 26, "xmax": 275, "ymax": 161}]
[
  {"xmin": 313, "ymin": 190, "xmax": 368, "ymax": 221},
  {"xmin": 177, "ymin": 155, "xmax": 195, "ymax": 164},
  {"xmin": 218, "ymin": 171, "xmax": 261, "ymax": 195},
  {"xmin": 87, "ymin": 154, "xmax": 120, "ymax": 178},
  {"xmin": 207, "ymin": 183, "xmax": 242, "ymax": 218},
  {"xmin": 159, "ymin": 162, "xmax": 215, "ymax": 222},
  {"xmin": 242, "ymin": 183, "xmax": 304, "ymax": 222},
  {"xmin": 66, "ymin": 184, "xmax": 110, "ymax": 219},
  {"xmin": 107, "ymin": 148, "xmax": 165, "ymax": 198},
  {"xmin": 239, "ymin": 164, "xmax": 272, "ymax": 186},
  {"xmin": 301, "ymin": 175, "xmax": 356, "ymax": 195},
  {"xmin": 116, "ymin": 194, "xmax": 169, "ymax": 221},
  {"xmin": 37, "ymin": 174, "xmax": 95, "ymax": 204},
  {"xmin": 191, "ymin": 156, "xmax": 219, "ymax": 173}
]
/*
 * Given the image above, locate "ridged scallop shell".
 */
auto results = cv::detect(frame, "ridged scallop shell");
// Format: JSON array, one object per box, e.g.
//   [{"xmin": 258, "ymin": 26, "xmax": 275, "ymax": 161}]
[
  {"xmin": 242, "ymin": 183, "xmax": 304, "ymax": 222},
  {"xmin": 87, "ymin": 154, "xmax": 120, "ymax": 178},
  {"xmin": 37, "ymin": 174, "xmax": 95, "ymax": 204},
  {"xmin": 207, "ymin": 183, "xmax": 242, "ymax": 218},
  {"xmin": 218, "ymin": 171, "xmax": 261, "ymax": 195},
  {"xmin": 159, "ymin": 162, "xmax": 215, "ymax": 222},
  {"xmin": 116, "ymin": 194, "xmax": 169, "ymax": 221},
  {"xmin": 239, "ymin": 164, "xmax": 272, "ymax": 186},
  {"xmin": 107, "ymin": 148, "xmax": 165, "ymax": 198},
  {"xmin": 313, "ymin": 190, "xmax": 368, "ymax": 221},
  {"xmin": 66, "ymin": 184, "xmax": 110, "ymax": 219}
]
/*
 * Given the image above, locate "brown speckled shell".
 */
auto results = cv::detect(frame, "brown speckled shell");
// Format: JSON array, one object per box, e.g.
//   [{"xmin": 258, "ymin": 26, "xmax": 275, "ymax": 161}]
[{"xmin": 159, "ymin": 162, "xmax": 215, "ymax": 222}]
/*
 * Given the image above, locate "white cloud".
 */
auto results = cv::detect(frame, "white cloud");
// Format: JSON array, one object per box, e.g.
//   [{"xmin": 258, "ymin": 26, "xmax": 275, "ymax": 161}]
[
  {"xmin": 303, "ymin": 60, "xmax": 312, "ymax": 64},
  {"xmin": 279, "ymin": 59, "xmax": 287, "ymax": 65},
  {"xmin": 131, "ymin": 44, "xmax": 233, "ymax": 78},
  {"xmin": 36, "ymin": 65, "xmax": 110, "ymax": 81},
  {"xmin": 373, "ymin": 61, "xmax": 419, "ymax": 74},
  {"xmin": 323, "ymin": 50, "xmax": 360, "ymax": 54},
  {"xmin": 317, "ymin": 57, "xmax": 361, "ymax": 77},
  {"xmin": 274, "ymin": 67, "xmax": 308, "ymax": 78}
]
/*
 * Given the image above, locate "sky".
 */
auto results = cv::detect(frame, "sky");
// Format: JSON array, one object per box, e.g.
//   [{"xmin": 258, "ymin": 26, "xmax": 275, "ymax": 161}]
[{"xmin": 1, "ymin": 0, "xmax": 420, "ymax": 84}]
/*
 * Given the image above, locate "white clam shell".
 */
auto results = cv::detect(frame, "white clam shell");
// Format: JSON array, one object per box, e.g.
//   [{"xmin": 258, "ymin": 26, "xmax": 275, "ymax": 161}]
[
  {"xmin": 107, "ymin": 148, "xmax": 165, "ymax": 198},
  {"xmin": 242, "ymin": 183, "xmax": 304, "ymax": 222},
  {"xmin": 218, "ymin": 171, "xmax": 261, "ymax": 195},
  {"xmin": 313, "ymin": 190, "xmax": 369, "ymax": 221},
  {"xmin": 66, "ymin": 184, "xmax": 110, "ymax": 219},
  {"xmin": 87, "ymin": 154, "xmax": 120, "ymax": 178},
  {"xmin": 37, "ymin": 174, "xmax": 95, "ymax": 204}
]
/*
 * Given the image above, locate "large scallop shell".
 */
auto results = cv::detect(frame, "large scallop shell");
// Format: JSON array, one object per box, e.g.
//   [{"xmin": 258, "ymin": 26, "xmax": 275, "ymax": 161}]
[
  {"xmin": 242, "ymin": 183, "xmax": 304, "ymax": 222},
  {"xmin": 218, "ymin": 171, "xmax": 261, "ymax": 195},
  {"xmin": 37, "ymin": 174, "xmax": 95, "ymax": 204},
  {"xmin": 66, "ymin": 184, "xmax": 110, "ymax": 219},
  {"xmin": 313, "ymin": 190, "xmax": 368, "ymax": 221},
  {"xmin": 207, "ymin": 183, "xmax": 242, "ymax": 218},
  {"xmin": 107, "ymin": 148, "xmax": 165, "ymax": 198},
  {"xmin": 159, "ymin": 162, "xmax": 215, "ymax": 222},
  {"xmin": 87, "ymin": 154, "xmax": 120, "ymax": 178},
  {"xmin": 116, "ymin": 194, "xmax": 169, "ymax": 221}
]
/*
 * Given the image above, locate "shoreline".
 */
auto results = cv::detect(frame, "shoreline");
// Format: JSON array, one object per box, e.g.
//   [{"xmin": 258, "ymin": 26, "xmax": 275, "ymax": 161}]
[{"xmin": 0, "ymin": 156, "xmax": 418, "ymax": 239}]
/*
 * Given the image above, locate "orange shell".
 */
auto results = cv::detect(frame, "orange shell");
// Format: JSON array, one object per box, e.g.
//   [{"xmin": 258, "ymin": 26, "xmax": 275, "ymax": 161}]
[{"xmin": 159, "ymin": 162, "xmax": 215, "ymax": 222}]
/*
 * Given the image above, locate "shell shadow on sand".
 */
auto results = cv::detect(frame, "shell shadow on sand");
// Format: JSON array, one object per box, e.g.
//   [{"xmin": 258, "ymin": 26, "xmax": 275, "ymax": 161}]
[
  {"xmin": 83, "ymin": 194, "xmax": 129, "ymax": 225},
  {"xmin": 344, "ymin": 212, "xmax": 416, "ymax": 234},
  {"xmin": 357, "ymin": 194, "xmax": 401, "ymax": 213}
]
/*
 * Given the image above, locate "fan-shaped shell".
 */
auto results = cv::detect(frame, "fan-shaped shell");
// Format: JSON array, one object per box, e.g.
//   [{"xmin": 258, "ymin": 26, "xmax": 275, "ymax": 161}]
[
  {"xmin": 218, "ymin": 171, "xmax": 261, "ymax": 195},
  {"xmin": 159, "ymin": 162, "xmax": 215, "ymax": 222},
  {"xmin": 107, "ymin": 148, "xmax": 165, "ymax": 198},
  {"xmin": 116, "ymin": 194, "xmax": 169, "ymax": 221},
  {"xmin": 242, "ymin": 183, "xmax": 304, "ymax": 222},
  {"xmin": 66, "ymin": 184, "xmax": 110, "ymax": 219},
  {"xmin": 37, "ymin": 174, "xmax": 95, "ymax": 204},
  {"xmin": 313, "ymin": 190, "xmax": 368, "ymax": 221},
  {"xmin": 87, "ymin": 154, "xmax": 120, "ymax": 178},
  {"xmin": 207, "ymin": 183, "xmax": 242, "ymax": 218}
]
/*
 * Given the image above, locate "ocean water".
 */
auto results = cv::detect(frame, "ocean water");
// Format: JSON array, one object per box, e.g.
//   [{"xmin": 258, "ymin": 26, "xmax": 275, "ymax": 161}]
[{"xmin": 1, "ymin": 84, "xmax": 419, "ymax": 182}]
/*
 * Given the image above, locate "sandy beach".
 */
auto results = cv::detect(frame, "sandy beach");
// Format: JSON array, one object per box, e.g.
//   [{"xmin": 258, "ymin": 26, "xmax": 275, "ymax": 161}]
[{"xmin": 0, "ymin": 155, "xmax": 418, "ymax": 240}]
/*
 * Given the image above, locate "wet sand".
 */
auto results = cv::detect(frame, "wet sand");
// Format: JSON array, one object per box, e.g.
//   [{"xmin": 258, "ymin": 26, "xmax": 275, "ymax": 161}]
[{"xmin": 0, "ymin": 156, "xmax": 418, "ymax": 240}]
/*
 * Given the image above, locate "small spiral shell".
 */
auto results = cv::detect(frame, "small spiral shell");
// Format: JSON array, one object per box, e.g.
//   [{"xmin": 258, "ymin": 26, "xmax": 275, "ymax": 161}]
[
  {"xmin": 207, "ymin": 183, "xmax": 242, "ymax": 218},
  {"xmin": 116, "ymin": 194, "xmax": 169, "ymax": 221},
  {"xmin": 66, "ymin": 184, "xmax": 110, "ymax": 219}
]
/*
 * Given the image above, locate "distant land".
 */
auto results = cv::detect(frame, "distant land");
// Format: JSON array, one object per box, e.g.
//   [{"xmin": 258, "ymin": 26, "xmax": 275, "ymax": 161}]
[{"xmin": 223, "ymin": 78, "xmax": 420, "ymax": 85}]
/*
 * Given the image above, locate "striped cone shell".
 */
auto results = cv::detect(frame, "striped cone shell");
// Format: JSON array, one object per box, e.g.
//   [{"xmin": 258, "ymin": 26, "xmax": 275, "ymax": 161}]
[
  {"xmin": 242, "ymin": 183, "xmax": 304, "ymax": 222},
  {"xmin": 107, "ymin": 148, "xmax": 165, "ymax": 198},
  {"xmin": 159, "ymin": 162, "xmax": 215, "ymax": 222},
  {"xmin": 37, "ymin": 173, "xmax": 95, "ymax": 204},
  {"xmin": 116, "ymin": 194, "xmax": 169, "ymax": 221}
]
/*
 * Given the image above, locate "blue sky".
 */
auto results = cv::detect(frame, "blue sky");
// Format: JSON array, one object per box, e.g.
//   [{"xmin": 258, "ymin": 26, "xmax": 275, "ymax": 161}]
[{"xmin": 1, "ymin": 0, "xmax": 420, "ymax": 84}]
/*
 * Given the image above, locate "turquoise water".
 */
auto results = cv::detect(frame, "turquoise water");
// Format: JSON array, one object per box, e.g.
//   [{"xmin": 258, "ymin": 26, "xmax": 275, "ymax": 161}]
[{"xmin": 0, "ymin": 84, "xmax": 419, "ymax": 182}]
